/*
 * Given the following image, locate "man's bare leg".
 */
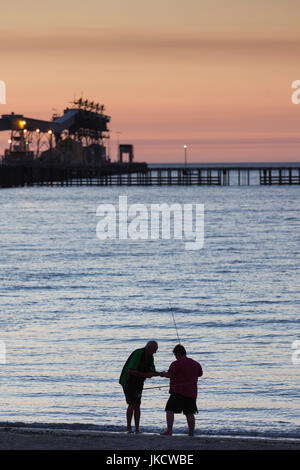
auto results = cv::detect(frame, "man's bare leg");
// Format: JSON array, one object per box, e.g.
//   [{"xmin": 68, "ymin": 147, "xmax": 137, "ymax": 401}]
[
  {"xmin": 126, "ymin": 405, "xmax": 134, "ymax": 433},
  {"xmin": 161, "ymin": 411, "xmax": 174, "ymax": 435},
  {"xmin": 134, "ymin": 404, "xmax": 141, "ymax": 433},
  {"xmin": 126, "ymin": 404, "xmax": 141, "ymax": 433},
  {"xmin": 186, "ymin": 414, "xmax": 195, "ymax": 436}
]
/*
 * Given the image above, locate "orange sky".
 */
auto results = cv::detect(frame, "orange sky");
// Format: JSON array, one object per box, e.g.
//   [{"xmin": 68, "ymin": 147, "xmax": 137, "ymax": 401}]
[{"xmin": 1, "ymin": 0, "xmax": 300, "ymax": 163}]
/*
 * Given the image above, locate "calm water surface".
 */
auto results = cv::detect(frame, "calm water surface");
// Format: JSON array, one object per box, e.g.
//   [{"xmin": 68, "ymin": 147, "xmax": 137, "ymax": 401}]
[{"xmin": 0, "ymin": 183, "xmax": 299, "ymax": 437}]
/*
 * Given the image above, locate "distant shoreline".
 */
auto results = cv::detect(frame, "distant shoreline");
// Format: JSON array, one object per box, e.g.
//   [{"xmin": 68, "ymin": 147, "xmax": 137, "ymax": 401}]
[{"xmin": 148, "ymin": 161, "xmax": 300, "ymax": 168}]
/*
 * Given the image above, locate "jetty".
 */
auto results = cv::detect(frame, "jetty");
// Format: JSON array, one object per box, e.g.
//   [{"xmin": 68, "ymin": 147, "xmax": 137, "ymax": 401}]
[
  {"xmin": 1, "ymin": 100, "xmax": 299, "ymax": 188},
  {"xmin": 0, "ymin": 163, "xmax": 299, "ymax": 188}
]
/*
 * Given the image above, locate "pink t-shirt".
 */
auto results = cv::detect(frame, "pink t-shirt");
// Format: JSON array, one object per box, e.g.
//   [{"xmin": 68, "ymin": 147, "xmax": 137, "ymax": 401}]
[{"xmin": 168, "ymin": 357, "xmax": 203, "ymax": 398}]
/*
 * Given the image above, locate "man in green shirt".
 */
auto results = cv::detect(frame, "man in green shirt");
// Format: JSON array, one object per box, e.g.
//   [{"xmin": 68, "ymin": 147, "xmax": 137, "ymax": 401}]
[{"xmin": 119, "ymin": 341, "xmax": 161, "ymax": 433}]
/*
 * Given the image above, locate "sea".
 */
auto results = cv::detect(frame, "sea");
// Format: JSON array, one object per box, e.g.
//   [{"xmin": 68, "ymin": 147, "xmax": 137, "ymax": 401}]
[{"xmin": 0, "ymin": 164, "xmax": 299, "ymax": 439}]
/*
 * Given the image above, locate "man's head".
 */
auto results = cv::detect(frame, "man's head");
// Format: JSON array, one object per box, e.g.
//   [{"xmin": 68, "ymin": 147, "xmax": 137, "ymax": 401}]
[
  {"xmin": 145, "ymin": 341, "xmax": 158, "ymax": 355},
  {"xmin": 173, "ymin": 344, "xmax": 186, "ymax": 358}
]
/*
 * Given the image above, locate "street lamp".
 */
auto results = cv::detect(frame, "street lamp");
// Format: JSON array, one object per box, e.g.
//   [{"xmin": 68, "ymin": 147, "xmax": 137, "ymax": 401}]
[
  {"xmin": 116, "ymin": 131, "xmax": 122, "ymax": 162},
  {"xmin": 19, "ymin": 120, "xmax": 26, "ymax": 129},
  {"xmin": 48, "ymin": 130, "xmax": 53, "ymax": 149},
  {"xmin": 184, "ymin": 145, "xmax": 188, "ymax": 168}
]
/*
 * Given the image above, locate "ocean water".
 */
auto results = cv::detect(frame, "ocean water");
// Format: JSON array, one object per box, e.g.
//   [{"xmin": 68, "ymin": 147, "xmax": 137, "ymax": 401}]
[{"xmin": 0, "ymin": 180, "xmax": 299, "ymax": 438}]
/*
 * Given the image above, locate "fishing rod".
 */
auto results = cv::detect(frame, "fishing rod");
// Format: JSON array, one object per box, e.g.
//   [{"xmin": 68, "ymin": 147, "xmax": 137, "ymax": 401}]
[
  {"xmin": 144, "ymin": 304, "xmax": 181, "ymax": 391},
  {"xmin": 144, "ymin": 384, "xmax": 169, "ymax": 390},
  {"xmin": 169, "ymin": 301, "xmax": 181, "ymax": 344},
  {"xmin": 144, "ymin": 380, "xmax": 199, "ymax": 391},
  {"xmin": 125, "ymin": 302, "xmax": 183, "ymax": 392}
]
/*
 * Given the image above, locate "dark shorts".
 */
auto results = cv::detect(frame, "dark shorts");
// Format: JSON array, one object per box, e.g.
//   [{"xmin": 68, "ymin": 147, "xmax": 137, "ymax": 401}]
[
  {"xmin": 123, "ymin": 385, "xmax": 143, "ymax": 406},
  {"xmin": 165, "ymin": 393, "xmax": 198, "ymax": 415}
]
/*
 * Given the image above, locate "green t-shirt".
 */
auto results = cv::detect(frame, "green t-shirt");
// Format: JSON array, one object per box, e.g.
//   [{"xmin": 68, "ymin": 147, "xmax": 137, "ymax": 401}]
[{"xmin": 119, "ymin": 348, "xmax": 156, "ymax": 388}]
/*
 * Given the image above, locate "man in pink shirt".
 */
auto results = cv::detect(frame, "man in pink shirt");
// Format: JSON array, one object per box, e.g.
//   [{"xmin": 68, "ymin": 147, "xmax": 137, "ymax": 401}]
[{"xmin": 160, "ymin": 344, "xmax": 203, "ymax": 436}]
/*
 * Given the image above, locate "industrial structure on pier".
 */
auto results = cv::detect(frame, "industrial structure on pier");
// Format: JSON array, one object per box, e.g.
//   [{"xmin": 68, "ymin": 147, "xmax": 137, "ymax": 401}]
[
  {"xmin": 1, "ymin": 99, "xmax": 299, "ymax": 188},
  {"xmin": 0, "ymin": 98, "xmax": 134, "ymax": 166}
]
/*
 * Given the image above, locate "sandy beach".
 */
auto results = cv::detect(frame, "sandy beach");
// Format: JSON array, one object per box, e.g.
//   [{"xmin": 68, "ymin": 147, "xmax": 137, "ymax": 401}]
[{"xmin": 0, "ymin": 426, "xmax": 299, "ymax": 450}]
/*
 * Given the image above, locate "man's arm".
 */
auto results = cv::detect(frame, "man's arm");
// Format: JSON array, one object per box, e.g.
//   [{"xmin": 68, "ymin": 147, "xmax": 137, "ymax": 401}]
[
  {"xmin": 128, "ymin": 369, "xmax": 164, "ymax": 378},
  {"xmin": 160, "ymin": 362, "xmax": 174, "ymax": 378},
  {"xmin": 128, "ymin": 369, "xmax": 155, "ymax": 378},
  {"xmin": 160, "ymin": 371, "xmax": 170, "ymax": 378}
]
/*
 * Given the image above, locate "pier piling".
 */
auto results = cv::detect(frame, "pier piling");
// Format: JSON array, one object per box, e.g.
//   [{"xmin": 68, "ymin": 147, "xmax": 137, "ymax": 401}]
[{"xmin": 0, "ymin": 164, "xmax": 299, "ymax": 188}]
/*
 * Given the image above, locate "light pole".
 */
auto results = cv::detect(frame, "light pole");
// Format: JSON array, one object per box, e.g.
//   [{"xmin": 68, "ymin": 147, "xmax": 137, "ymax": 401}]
[
  {"xmin": 36, "ymin": 129, "xmax": 40, "ymax": 157},
  {"xmin": 116, "ymin": 131, "xmax": 122, "ymax": 162},
  {"xmin": 184, "ymin": 144, "xmax": 187, "ymax": 168},
  {"xmin": 48, "ymin": 130, "xmax": 53, "ymax": 149}
]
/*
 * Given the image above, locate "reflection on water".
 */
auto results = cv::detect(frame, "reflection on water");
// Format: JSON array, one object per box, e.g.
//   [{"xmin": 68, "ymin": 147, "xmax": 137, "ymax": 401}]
[{"xmin": 0, "ymin": 185, "xmax": 299, "ymax": 437}]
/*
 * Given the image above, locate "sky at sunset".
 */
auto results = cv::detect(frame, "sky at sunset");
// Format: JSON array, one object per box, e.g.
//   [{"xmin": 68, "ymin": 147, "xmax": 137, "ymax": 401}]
[{"xmin": 1, "ymin": 0, "xmax": 300, "ymax": 163}]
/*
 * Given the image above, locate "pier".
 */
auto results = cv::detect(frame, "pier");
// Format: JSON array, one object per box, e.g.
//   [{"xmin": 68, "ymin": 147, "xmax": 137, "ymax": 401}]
[
  {"xmin": 0, "ymin": 163, "xmax": 300, "ymax": 188},
  {"xmin": 1, "ymin": 101, "xmax": 299, "ymax": 188}
]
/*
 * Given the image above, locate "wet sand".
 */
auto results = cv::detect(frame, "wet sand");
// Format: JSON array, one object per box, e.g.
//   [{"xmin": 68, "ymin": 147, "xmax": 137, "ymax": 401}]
[{"xmin": 0, "ymin": 426, "xmax": 299, "ymax": 450}]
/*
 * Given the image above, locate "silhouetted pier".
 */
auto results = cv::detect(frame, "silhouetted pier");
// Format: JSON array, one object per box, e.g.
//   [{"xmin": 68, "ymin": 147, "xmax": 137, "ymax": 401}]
[{"xmin": 0, "ymin": 163, "xmax": 300, "ymax": 188}]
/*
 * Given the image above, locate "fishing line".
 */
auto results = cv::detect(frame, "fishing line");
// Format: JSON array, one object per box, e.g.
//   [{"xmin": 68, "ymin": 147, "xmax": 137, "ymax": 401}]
[{"xmin": 169, "ymin": 301, "xmax": 181, "ymax": 344}]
